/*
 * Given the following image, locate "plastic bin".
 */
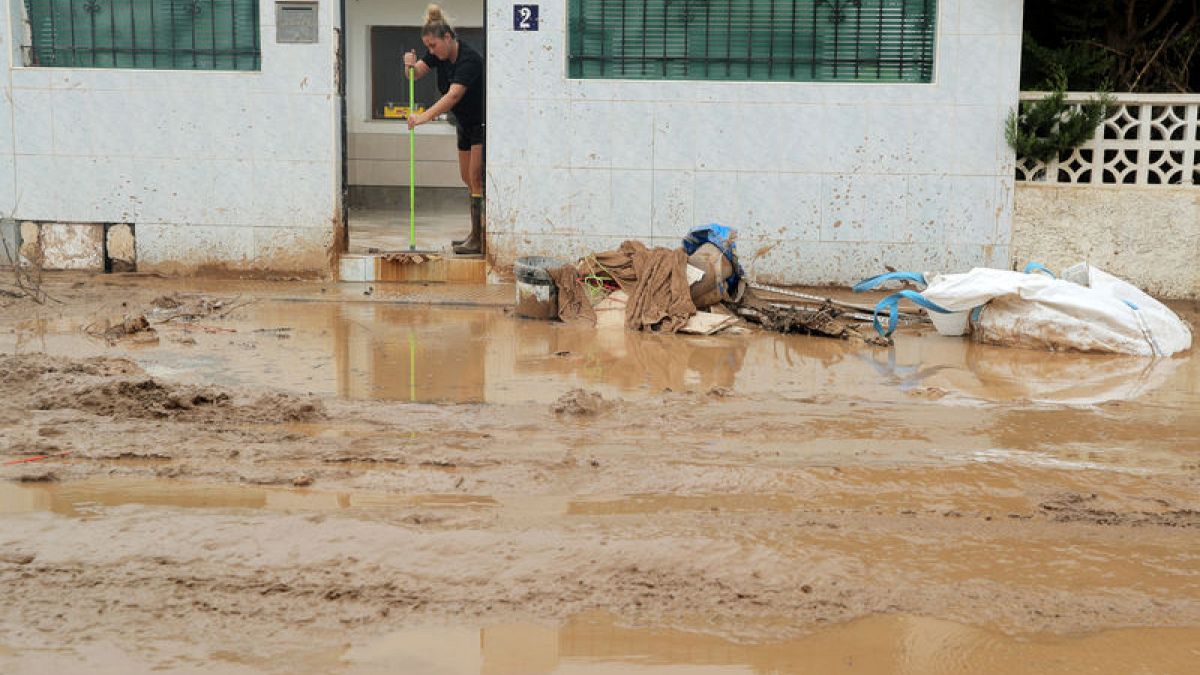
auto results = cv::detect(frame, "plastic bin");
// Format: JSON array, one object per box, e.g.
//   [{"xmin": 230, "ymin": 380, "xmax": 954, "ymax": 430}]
[{"xmin": 514, "ymin": 256, "xmax": 566, "ymax": 320}]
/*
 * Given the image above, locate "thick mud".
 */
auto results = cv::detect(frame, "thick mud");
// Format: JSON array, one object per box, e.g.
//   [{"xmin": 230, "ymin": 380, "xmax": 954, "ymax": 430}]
[{"xmin": 1, "ymin": 276, "xmax": 1198, "ymax": 673}]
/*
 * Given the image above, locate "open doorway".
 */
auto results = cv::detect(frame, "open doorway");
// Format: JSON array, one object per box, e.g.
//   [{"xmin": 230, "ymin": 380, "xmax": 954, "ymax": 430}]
[{"xmin": 343, "ymin": 1, "xmax": 486, "ymax": 256}]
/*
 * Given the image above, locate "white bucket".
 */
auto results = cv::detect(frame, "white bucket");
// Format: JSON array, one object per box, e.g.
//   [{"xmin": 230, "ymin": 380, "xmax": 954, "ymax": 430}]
[{"xmin": 929, "ymin": 309, "xmax": 970, "ymax": 336}]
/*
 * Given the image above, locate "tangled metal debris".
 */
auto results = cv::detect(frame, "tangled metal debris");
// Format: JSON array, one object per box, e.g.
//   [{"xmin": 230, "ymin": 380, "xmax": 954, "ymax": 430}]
[{"xmin": 735, "ymin": 290, "xmax": 893, "ymax": 346}]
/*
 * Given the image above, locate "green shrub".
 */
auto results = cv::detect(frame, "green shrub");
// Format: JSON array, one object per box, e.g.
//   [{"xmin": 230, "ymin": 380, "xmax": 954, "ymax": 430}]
[{"xmin": 1005, "ymin": 73, "xmax": 1115, "ymax": 165}]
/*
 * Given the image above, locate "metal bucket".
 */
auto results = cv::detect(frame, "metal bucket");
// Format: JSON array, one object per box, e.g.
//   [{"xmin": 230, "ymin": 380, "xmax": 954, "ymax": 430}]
[{"xmin": 514, "ymin": 256, "xmax": 565, "ymax": 320}]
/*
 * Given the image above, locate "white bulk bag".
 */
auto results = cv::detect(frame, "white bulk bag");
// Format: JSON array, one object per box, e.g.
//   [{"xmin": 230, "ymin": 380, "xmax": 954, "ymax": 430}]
[{"xmin": 918, "ymin": 264, "xmax": 1191, "ymax": 357}]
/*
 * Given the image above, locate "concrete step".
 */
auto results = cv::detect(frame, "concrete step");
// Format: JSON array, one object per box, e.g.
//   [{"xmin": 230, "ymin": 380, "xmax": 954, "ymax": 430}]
[{"xmin": 338, "ymin": 253, "xmax": 487, "ymax": 284}]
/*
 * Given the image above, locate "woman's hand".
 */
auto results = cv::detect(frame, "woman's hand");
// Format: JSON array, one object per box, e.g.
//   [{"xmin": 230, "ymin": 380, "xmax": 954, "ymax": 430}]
[
  {"xmin": 407, "ymin": 110, "xmax": 430, "ymax": 130},
  {"xmin": 403, "ymin": 50, "xmax": 417, "ymax": 72}
]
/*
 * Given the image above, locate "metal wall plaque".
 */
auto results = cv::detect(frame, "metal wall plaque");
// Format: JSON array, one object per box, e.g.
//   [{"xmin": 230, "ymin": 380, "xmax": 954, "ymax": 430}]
[
  {"xmin": 276, "ymin": 2, "xmax": 319, "ymax": 44},
  {"xmin": 513, "ymin": 4, "xmax": 539, "ymax": 31}
]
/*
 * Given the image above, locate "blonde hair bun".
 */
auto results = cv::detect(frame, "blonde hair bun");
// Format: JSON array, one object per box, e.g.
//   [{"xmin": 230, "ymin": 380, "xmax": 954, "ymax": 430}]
[{"xmin": 422, "ymin": 4, "xmax": 454, "ymax": 37}]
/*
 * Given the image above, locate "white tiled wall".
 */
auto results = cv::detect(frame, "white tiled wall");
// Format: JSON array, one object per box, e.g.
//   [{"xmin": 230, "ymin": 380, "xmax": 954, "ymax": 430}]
[
  {"xmin": 486, "ymin": 0, "xmax": 1023, "ymax": 283},
  {"xmin": 0, "ymin": 0, "xmax": 340, "ymax": 273}
]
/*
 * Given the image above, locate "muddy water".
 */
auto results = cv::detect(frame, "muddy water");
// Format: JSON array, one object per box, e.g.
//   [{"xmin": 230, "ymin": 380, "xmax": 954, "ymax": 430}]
[
  {"xmin": 4, "ymin": 471, "xmax": 1196, "ymax": 598},
  {"xmin": 8, "ymin": 614, "xmax": 1199, "ymax": 674},
  {"xmin": 3, "ymin": 286, "xmax": 1199, "ymax": 674},
  {"xmin": 0, "ymin": 478, "xmax": 497, "ymax": 518},
  {"xmin": 4, "ymin": 300, "xmax": 1197, "ymax": 407},
  {"xmin": 333, "ymin": 612, "xmax": 1200, "ymax": 675}
]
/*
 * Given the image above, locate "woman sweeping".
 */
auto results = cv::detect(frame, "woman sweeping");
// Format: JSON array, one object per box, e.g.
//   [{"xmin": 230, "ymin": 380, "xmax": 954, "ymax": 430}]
[{"xmin": 404, "ymin": 4, "xmax": 486, "ymax": 255}]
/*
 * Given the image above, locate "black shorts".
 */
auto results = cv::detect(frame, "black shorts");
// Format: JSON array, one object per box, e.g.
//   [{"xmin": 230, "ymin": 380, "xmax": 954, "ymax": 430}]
[{"xmin": 456, "ymin": 123, "xmax": 485, "ymax": 151}]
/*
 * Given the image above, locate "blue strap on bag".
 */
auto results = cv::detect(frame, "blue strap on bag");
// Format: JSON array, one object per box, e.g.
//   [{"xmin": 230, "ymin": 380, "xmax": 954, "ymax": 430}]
[
  {"xmin": 852, "ymin": 271, "xmax": 943, "ymax": 337},
  {"xmin": 872, "ymin": 290, "xmax": 953, "ymax": 338},
  {"xmin": 851, "ymin": 271, "xmax": 928, "ymax": 293},
  {"xmin": 1023, "ymin": 262, "xmax": 1057, "ymax": 278}
]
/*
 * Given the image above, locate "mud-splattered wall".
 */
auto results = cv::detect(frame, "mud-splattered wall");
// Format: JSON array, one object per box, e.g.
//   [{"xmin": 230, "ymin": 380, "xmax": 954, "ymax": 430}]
[
  {"xmin": 484, "ymin": 0, "xmax": 1024, "ymax": 285},
  {"xmin": 0, "ymin": 1, "xmax": 339, "ymax": 275},
  {"xmin": 1014, "ymin": 185, "xmax": 1200, "ymax": 299}
]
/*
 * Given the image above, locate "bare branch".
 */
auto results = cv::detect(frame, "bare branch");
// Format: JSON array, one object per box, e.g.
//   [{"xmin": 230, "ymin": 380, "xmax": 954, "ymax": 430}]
[
  {"xmin": 1140, "ymin": 0, "xmax": 1180, "ymax": 39},
  {"xmin": 1130, "ymin": 24, "xmax": 1178, "ymax": 90},
  {"xmin": 1, "ymin": 231, "xmax": 60, "ymax": 305}
]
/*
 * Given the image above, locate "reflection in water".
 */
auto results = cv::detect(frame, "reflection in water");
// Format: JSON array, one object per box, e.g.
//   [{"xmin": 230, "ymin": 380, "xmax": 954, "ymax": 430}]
[
  {"xmin": 340, "ymin": 612, "xmax": 1200, "ymax": 675},
  {"xmin": 332, "ymin": 304, "xmax": 488, "ymax": 403},
  {"xmin": 316, "ymin": 304, "xmax": 1192, "ymax": 405},
  {"xmin": 4, "ymin": 301, "xmax": 1195, "ymax": 406},
  {"xmin": 859, "ymin": 335, "xmax": 1186, "ymax": 404}
]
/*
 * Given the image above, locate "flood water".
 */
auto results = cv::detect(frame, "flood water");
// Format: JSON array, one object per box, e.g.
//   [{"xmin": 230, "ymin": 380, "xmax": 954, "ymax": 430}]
[
  {"xmin": 5, "ymin": 299, "xmax": 1197, "ymax": 408},
  {"xmin": 0, "ymin": 477, "xmax": 497, "ymax": 518},
  {"xmin": 2, "ymin": 292, "xmax": 1198, "ymax": 674},
  {"xmin": 3, "ymin": 474, "xmax": 1199, "ymax": 674},
  {"xmin": 7, "ymin": 612, "xmax": 1198, "ymax": 674},
  {"xmin": 329, "ymin": 612, "xmax": 1200, "ymax": 675}
]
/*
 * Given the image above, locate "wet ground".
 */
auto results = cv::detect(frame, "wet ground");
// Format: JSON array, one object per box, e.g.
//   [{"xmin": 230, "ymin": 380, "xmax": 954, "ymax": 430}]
[
  {"xmin": 348, "ymin": 207, "xmax": 471, "ymax": 256},
  {"xmin": 1, "ymin": 275, "xmax": 1198, "ymax": 673}
]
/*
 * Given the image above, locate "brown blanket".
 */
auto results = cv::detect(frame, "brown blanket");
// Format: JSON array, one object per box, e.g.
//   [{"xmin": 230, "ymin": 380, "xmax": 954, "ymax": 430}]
[
  {"xmin": 586, "ymin": 241, "xmax": 644, "ymax": 291},
  {"xmin": 549, "ymin": 264, "xmax": 596, "ymax": 325},
  {"xmin": 580, "ymin": 241, "xmax": 695, "ymax": 333}
]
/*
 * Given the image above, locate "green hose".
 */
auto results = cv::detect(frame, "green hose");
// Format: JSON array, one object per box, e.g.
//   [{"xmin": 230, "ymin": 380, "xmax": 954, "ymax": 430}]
[{"xmin": 408, "ymin": 66, "xmax": 416, "ymax": 251}]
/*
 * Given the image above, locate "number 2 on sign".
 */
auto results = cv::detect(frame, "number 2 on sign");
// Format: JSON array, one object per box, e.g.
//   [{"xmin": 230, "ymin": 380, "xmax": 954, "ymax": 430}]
[{"xmin": 513, "ymin": 4, "xmax": 538, "ymax": 31}]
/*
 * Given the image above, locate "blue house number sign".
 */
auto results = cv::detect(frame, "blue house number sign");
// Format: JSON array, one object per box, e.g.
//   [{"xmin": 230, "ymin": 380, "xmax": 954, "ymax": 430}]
[{"xmin": 513, "ymin": 4, "xmax": 539, "ymax": 31}]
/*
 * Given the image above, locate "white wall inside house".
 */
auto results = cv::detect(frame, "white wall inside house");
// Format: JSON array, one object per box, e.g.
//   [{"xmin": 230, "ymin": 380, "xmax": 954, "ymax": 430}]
[
  {"xmin": 485, "ymin": 0, "xmax": 1025, "ymax": 285},
  {"xmin": 0, "ymin": 0, "xmax": 339, "ymax": 273},
  {"xmin": 346, "ymin": 0, "xmax": 482, "ymax": 188}
]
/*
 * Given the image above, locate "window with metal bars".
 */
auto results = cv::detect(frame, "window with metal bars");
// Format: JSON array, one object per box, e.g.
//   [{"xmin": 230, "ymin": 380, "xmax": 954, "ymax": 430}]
[
  {"xmin": 21, "ymin": 0, "xmax": 261, "ymax": 70},
  {"xmin": 568, "ymin": 0, "xmax": 936, "ymax": 82}
]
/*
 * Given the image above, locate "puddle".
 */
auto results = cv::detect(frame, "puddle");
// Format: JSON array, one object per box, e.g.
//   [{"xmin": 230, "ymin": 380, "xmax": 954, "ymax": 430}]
[
  {"xmin": 5, "ymin": 611, "xmax": 1198, "ymax": 673},
  {"xmin": 0, "ymin": 477, "xmax": 496, "ymax": 518},
  {"xmin": 3, "ymin": 300, "xmax": 1197, "ymax": 407},
  {"xmin": 333, "ymin": 612, "xmax": 1200, "ymax": 675},
  {"xmin": 5, "ymin": 470, "xmax": 1192, "ymax": 596},
  {"xmin": 0, "ymin": 461, "xmax": 1112, "ymax": 521}
]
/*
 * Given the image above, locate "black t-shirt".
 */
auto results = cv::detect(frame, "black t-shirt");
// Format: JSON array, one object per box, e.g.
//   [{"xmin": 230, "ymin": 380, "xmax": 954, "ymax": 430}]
[{"xmin": 421, "ymin": 40, "xmax": 485, "ymax": 129}]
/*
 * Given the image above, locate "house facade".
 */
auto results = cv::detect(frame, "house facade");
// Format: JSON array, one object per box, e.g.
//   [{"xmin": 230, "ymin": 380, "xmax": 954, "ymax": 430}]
[
  {"xmin": 0, "ymin": 0, "xmax": 1026, "ymax": 285},
  {"xmin": 486, "ymin": 0, "xmax": 1024, "ymax": 284},
  {"xmin": 0, "ymin": 0, "xmax": 340, "ymax": 273}
]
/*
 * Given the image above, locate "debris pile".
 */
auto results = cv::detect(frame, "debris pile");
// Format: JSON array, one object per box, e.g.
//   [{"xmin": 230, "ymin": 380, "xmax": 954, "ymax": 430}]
[
  {"xmin": 519, "ymin": 226, "xmax": 1191, "ymax": 357},
  {"xmin": 147, "ymin": 294, "xmax": 254, "ymax": 323},
  {"xmin": 85, "ymin": 314, "xmax": 158, "ymax": 345},
  {"xmin": 83, "ymin": 294, "xmax": 256, "ymax": 345},
  {"xmin": 524, "ymin": 224, "xmax": 891, "ymax": 346}
]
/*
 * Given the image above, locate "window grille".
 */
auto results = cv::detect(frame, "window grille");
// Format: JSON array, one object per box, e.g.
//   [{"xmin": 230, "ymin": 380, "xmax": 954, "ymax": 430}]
[
  {"xmin": 22, "ymin": 0, "xmax": 261, "ymax": 70},
  {"xmin": 568, "ymin": 0, "xmax": 936, "ymax": 83}
]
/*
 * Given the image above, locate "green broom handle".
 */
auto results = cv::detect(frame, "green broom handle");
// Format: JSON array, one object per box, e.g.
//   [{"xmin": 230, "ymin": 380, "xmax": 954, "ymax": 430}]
[{"xmin": 408, "ymin": 66, "xmax": 416, "ymax": 251}]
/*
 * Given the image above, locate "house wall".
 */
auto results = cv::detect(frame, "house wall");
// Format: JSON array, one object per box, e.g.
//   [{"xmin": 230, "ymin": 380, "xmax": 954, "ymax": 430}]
[
  {"xmin": 0, "ymin": 0, "xmax": 340, "ymax": 274},
  {"xmin": 346, "ymin": 0, "xmax": 482, "ymax": 188},
  {"xmin": 485, "ymin": 0, "xmax": 1024, "ymax": 284},
  {"xmin": 1013, "ymin": 184, "xmax": 1200, "ymax": 299}
]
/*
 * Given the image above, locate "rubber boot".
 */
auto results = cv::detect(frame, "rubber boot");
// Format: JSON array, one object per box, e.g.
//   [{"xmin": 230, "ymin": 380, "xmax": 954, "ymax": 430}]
[
  {"xmin": 452, "ymin": 193, "xmax": 480, "ymax": 247},
  {"xmin": 454, "ymin": 196, "xmax": 484, "ymax": 255}
]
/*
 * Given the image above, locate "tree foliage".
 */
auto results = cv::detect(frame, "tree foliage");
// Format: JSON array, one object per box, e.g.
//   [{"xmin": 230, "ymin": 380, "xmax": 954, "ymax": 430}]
[
  {"xmin": 1023, "ymin": 0, "xmax": 1199, "ymax": 93},
  {"xmin": 1005, "ymin": 73, "xmax": 1115, "ymax": 164}
]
